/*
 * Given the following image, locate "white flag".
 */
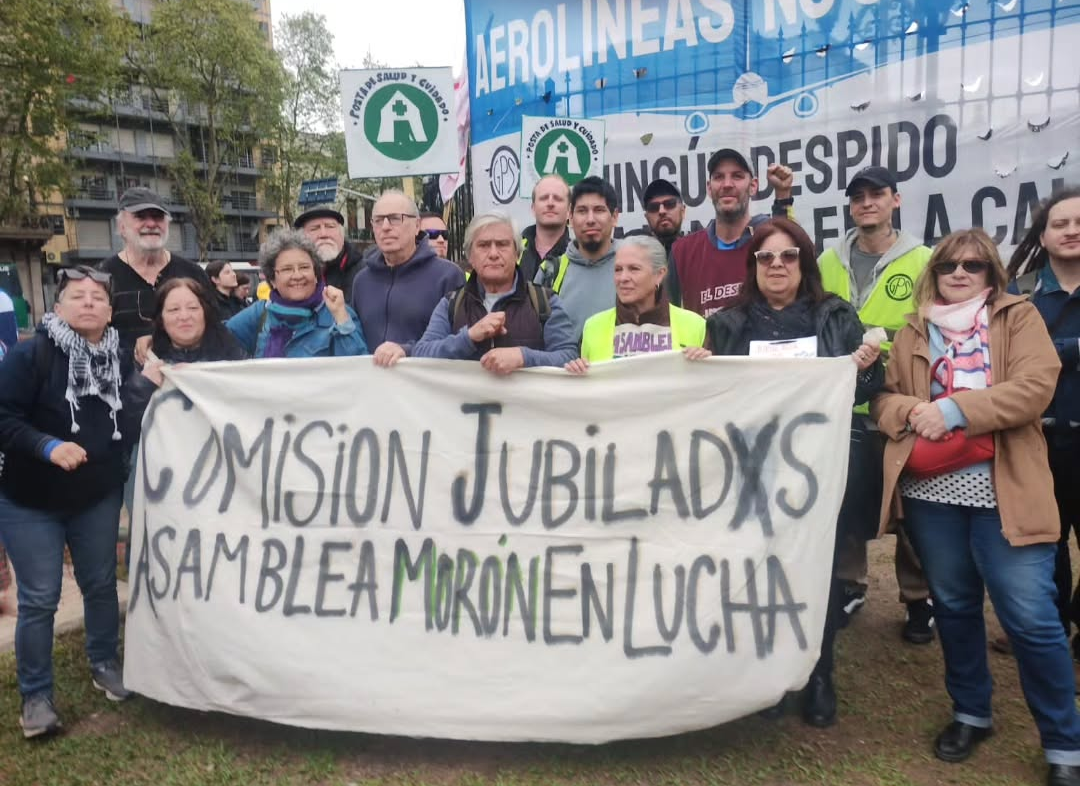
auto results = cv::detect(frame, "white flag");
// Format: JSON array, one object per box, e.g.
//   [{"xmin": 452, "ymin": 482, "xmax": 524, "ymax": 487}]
[{"xmin": 439, "ymin": 52, "xmax": 470, "ymax": 203}]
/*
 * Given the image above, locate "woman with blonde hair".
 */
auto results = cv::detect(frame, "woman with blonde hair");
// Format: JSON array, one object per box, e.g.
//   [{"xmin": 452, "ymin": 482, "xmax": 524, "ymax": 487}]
[{"xmin": 872, "ymin": 228, "xmax": 1080, "ymax": 785}]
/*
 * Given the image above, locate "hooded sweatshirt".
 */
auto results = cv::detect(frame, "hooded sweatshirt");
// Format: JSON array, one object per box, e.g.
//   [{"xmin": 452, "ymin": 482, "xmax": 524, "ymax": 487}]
[
  {"xmin": 819, "ymin": 228, "xmax": 930, "ymax": 313},
  {"xmin": 535, "ymin": 239, "xmax": 619, "ymax": 340},
  {"xmin": 350, "ymin": 237, "xmax": 465, "ymax": 351}
]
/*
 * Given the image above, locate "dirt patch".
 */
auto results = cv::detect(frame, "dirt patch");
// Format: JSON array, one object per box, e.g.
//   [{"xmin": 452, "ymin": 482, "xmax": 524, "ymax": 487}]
[{"xmin": 66, "ymin": 707, "xmax": 128, "ymax": 738}]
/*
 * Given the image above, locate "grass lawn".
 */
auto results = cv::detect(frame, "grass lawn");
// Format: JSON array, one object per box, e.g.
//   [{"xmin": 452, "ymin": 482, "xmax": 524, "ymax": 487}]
[{"xmin": 0, "ymin": 537, "xmax": 1067, "ymax": 786}]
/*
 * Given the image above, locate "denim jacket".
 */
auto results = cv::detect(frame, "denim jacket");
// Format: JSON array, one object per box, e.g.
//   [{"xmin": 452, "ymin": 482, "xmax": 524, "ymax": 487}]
[{"xmin": 226, "ymin": 300, "xmax": 368, "ymax": 359}]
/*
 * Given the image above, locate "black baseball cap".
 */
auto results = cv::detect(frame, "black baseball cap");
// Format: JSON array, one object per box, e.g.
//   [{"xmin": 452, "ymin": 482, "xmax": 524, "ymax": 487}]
[
  {"xmin": 643, "ymin": 179, "xmax": 681, "ymax": 204},
  {"xmin": 707, "ymin": 148, "xmax": 755, "ymax": 177},
  {"xmin": 293, "ymin": 206, "xmax": 344, "ymax": 228},
  {"xmin": 118, "ymin": 187, "xmax": 170, "ymax": 216},
  {"xmin": 845, "ymin": 166, "xmax": 898, "ymax": 196}
]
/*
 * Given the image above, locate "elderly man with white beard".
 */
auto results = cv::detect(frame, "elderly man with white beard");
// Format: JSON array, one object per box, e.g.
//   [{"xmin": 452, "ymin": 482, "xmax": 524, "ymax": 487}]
[
  {"xmin": 294, "ymin": 206, "xmax": 365, "ymax": 297},
  {"xmin": 98, "ymin": 187, "xmax": 210, "ymax": 353}
]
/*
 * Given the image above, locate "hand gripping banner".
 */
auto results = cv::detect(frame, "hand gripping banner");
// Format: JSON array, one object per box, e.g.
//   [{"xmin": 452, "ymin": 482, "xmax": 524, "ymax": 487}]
[{"xmin": 124, "ymin": 353, "xmax": 855, "ymax": 742}]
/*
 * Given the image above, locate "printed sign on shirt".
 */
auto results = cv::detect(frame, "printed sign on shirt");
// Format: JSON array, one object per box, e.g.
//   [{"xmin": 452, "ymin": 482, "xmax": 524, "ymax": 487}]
[{"xmin": 612, "ymin": 324, "xmax": 674, "ymax": 357}]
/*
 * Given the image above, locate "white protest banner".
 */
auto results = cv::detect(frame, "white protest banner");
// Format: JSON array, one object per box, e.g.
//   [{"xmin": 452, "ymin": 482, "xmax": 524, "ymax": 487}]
[
  {"xmin": 124, "ymin": 353, "xmax": 855, "ymax": 743},
  {"xmin": 340, "ymin": 67, "xmax": 459, "ymax": 178},
  {"xmin": 518, "ymin": 115, "xmax": 606, "ymax": 198}
]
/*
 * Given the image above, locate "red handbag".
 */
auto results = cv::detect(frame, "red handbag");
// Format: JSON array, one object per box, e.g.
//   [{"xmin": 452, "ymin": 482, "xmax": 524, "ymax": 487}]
[{"xmin": 905, "ymin": 356, "xmax": 995, "ymax": 478}]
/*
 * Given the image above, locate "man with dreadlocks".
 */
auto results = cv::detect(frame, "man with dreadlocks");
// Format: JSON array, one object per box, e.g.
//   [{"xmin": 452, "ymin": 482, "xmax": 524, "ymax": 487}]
[{"xmin": 1007, "ymin": 186, "xmax": 1080, "ymax": 666}]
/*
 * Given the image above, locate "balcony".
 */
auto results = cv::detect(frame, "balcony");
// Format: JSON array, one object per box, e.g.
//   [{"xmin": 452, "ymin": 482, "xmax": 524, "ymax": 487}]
[
  {"xmin": 76, "ymin": 186, "xmax": 116, "ymax": 202},
  {"xmin": 205, "ymin": 235, "xmax": 260, "ymax": 261},
  {"xmin": 220, "ymin": 194, "xmax": 276, "ymax": 218},
  {"xmin": 222, "ymin": 194, "xmax": 257, "ymax": 211},
  {"xmin": 67, "ymin": 144, "xmax": 167, "ymax": 169},
  {"xmin": 65, "ymin": 186, "xmax": 118, "ymax": 212}
]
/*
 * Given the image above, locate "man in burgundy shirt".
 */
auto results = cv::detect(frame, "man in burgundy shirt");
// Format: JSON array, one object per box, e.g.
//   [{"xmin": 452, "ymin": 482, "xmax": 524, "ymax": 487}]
[{"xmin": 670, "ymin": 149, "xmax": 794, "ymax": 316}]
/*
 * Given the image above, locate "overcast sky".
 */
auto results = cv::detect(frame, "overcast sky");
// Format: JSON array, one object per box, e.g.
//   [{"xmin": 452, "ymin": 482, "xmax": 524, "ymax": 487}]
[{"xmin": 271, "ymin": 0, "xmax": 467, "ymax": 74}]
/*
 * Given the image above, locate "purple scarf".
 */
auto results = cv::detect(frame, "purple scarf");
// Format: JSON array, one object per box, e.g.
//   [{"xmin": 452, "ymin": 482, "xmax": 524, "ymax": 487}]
[{"xmin": 263, "ymin": 282, "xmax": 325, "ymax": 358}]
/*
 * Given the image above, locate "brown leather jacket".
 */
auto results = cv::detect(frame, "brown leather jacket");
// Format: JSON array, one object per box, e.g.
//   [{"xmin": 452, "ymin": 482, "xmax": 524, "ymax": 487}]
[{"xmin": 871, "ymin": 293, "xmax": 1061, "ymax": 546}]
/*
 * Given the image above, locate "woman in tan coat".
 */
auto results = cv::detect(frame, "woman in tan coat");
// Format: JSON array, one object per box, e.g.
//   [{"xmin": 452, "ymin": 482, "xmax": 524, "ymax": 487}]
[{"xmin": 872, "ymin": 228, "xmax": 1080, "ymax": 786}]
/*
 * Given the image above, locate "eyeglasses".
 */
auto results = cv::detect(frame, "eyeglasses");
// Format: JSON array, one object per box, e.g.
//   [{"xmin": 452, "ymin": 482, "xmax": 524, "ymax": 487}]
[
  {"xmin": 933, "ymin": 260, "xmax": 990, "ymax": 275},
  {"xmin": 645, "ymin": 197, "xmax": 680, "ymax": 213},
  {"xmin": 274, "ymin": 263, "xmax": 315, "ymax": 276},
  {"xmin": 424, "ymin": 229, "xmax": 449, "ymax": 240},
  {"xmin": 372, "ymin": 213, "xmax": 417, "ymax": 227},
  {"xmin": 754, "ymin": 248, "xmax": 801, "ymax": 265}
]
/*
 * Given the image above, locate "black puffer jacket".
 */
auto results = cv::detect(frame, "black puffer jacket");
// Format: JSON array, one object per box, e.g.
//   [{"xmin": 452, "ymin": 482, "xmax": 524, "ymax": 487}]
[{"xmin": 706, "ymin": 294, "xmax": 884, "ymax": 405}]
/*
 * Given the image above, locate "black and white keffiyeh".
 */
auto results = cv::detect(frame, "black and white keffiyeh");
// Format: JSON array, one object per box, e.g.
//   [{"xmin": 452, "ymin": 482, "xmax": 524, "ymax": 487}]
[{"xmin": 41, "ymin": 313, "xmax": 123, "ymax": 440}]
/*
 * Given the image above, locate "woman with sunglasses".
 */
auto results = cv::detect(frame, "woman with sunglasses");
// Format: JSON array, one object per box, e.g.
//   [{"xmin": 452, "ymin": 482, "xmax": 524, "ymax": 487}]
[
  {"xmin": 872, "ymin": 228, "xmax": 1080, "ymax": 785},
  {"xmin": 0, "ymin": 266, "xmax": 134, "ymax": 738},
  {"xmin": 706, "ymin": 217, "xmax": 884, "ymax": 728}
]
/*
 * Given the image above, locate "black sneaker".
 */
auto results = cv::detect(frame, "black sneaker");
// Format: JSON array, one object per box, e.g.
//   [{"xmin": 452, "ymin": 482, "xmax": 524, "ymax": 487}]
[
  {"xmin": 838, "ymin": 583, "xmax": 867, "ymax": 628},
  {"xmin": 903, "ymin": 599, "xmax": 935, "ymax": 644},
  {"xmin": 19, "ymin": 693, "xmax": 62, "ymax": 739},
  {"xmin": 91, "ymin": 660, "xmax": 132, "ymax": 702}
]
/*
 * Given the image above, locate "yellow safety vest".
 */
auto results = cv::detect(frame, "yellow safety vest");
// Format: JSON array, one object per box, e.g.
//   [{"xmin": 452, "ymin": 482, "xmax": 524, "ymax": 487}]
[
  {"xmin": 580, "ymin": 304, "xmax": 706, "ymax": 362},
  {"xmin": 819, "ymin": 242, "xmax": 931, "ymax": 412}
]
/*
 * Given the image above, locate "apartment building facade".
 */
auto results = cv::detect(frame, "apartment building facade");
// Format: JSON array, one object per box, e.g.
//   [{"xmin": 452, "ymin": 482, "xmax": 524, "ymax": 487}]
[{"xmin": 43, "ymin": 0, "xmax": 279, "ymax": 292}]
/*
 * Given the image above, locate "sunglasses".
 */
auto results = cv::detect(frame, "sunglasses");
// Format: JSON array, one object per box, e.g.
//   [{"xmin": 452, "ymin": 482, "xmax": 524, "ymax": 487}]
[
  {"xmin": 424, "ymin": 229, "xmax": 449, "ymax": 240},
  {"xmin": 754, "ymin": 248, "xmax": 801, "ymax": 265},
  {"xmin": 645, "ymin": 197, "xmax": 680, "ymax": 213},
  {"xmin": 57, "ymin": 266, "xmax": 112, "ymax": 297},
  {"xmin": 933, "ymin": 260, "xmax": 990, "ymax": 275}
]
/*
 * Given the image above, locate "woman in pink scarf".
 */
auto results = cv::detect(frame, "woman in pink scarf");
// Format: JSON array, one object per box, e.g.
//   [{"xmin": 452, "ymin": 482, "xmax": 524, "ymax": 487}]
[{"xmin": 873, "ymin": 228, "xmax": 1080, "ymax": 786}]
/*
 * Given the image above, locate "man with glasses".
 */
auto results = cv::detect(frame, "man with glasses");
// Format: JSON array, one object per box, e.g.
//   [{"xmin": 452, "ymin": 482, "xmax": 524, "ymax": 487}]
[
  {"xmin": 519, "ymin": 175, "xmax": 571, "ymax": 284},
  {"xmin": 818, "ymin": 165, "xmax": 934, "ymax": 645},
  {"xmin": 419, "ymin": 212, "xmax": 452, "ymax": 261},
  {"xmin": 641, "ymin": 178, "xmax": 687, "ymax": 302},
  {"xmin": 98, "ymin": 187, "xmax": 209, "ymax": 353},
  {"xmin": 534, "ymin": 176, "xmax": 620, "ymax": 339},
  {"xmin": 294, "ymin": 206, "xmax": 364, "ymax": 298},
  {"xmin": 350, "ymin": 189, "xmax": 465, "ymax": 366},
  {"xmin": 670, "ymin": 149, "xmax": 793, "ymax": 316}
]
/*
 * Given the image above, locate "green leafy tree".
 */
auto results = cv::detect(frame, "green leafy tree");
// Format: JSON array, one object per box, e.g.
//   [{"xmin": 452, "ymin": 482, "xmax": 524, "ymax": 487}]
[
  {"xmin": 132, "ymin": 0, "xmax": 284, "ymax": 260},
  {"xmin": 0, "ymin": 0, "xmax": 130, "ymax": 224},
  {"xmin": 265, "ymin": 11, "xmax": 346, "ymax": 226}
]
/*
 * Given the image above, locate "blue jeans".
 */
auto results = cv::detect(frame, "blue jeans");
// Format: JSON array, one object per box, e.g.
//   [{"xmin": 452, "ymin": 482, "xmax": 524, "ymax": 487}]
[
  {"xmin": 0, "ymin": 488, "xmax": 122, "ymax": 698},
  {"xmin": 904, "ymin": 498, "xmax": 1080, "ymax": 764}
]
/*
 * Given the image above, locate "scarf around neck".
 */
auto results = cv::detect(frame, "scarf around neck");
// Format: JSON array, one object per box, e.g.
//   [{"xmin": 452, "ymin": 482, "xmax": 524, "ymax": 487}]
[
  {"xmin": 747, "ymin": 297, "xmax": 816, "ymax": 343},
  {"xmin": 925, "ymin": 289, "xmax": 993, "ymax": 390},
  {"xmin": 41, "ymin": 313, "xmax": 123, "ymax": 439},
  {"xmin": 263, "ymin": 282, "xmax": 325, "ymax": 358}
]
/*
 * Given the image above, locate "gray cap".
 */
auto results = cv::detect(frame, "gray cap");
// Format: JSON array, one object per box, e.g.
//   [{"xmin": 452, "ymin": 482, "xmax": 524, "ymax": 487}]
[
  {"xmin": 118, "ymin": 187, "xmax": 170, "ymax": 216},
  {"xmin": 707, "ymin": 148, "xmax": 756, "ymax": 178}
]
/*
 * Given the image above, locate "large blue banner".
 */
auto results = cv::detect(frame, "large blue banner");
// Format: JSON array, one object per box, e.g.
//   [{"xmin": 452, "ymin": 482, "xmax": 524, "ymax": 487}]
[{"xmin": 465, "ymin": 0, "xmax": 1080, "ymax": 249}]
